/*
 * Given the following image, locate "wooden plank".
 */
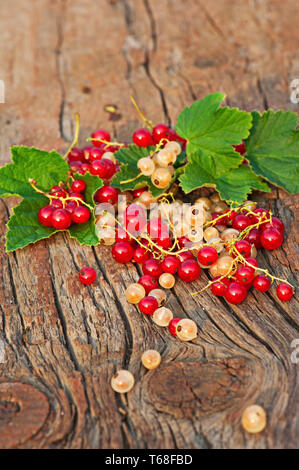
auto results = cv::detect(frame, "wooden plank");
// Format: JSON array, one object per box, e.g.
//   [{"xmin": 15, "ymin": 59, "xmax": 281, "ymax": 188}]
[{"xmin": 0, "ymin": 0, "xmax": 298, "ymax": 449}]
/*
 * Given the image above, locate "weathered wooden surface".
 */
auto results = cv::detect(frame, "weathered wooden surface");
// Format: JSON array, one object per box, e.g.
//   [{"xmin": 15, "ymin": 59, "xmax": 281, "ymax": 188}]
[{"xmin": 0, "ymin": 0, "xmax": 298, "ymax": 449}]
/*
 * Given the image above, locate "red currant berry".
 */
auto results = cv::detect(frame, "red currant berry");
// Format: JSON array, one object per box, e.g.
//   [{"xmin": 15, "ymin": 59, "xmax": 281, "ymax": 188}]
[
  {"xmin": 152, "ymin": 124, "xmax": 170, "ymax": 144},
  {"xmin": 38, "ymin": 205, "xmax": 55, "ymax": 227},
  {"xmin": 82, "ymin": 146, "xmax": 94, "ymax": 162},
  {"xmin": 72, "ymin": 206, "xmax": 90, "ymax": 224},
  {"xmin": 68, "ymin": 191, "xmax": 84, "ymax": 201},
  {"xmin": 112, "ymin": 241, "xmax": 134, "ymax": 264},
  {"xmin": 177, "ymin": 251, "xmax": 194, "ymax": 263},
  {"xmin": 50, "ymin": 199, "xmax": 63, "ymax": 209},
  {"xmin": 51, "ymin": 209, "xmax": 72, "ymax": 230},
  {"xmin": 253, "ymin": 275, "xmax": 271, "ymax": 292},
  {"xmin": 68, "ymin": 147, "xmax": 84, "ymax": 162},
  {"xmin": 79, "ymin": 162, "xmax": 90, "ymax": 175},
  {"xmin": 138, "ymin": 296, "xmax": 158, "ymax": 315},
  {"xmin": 210, "ymin": 277, "xmax": 230, "ymax": 296},
  {"xmin": 91, "ymin": 129, "xmax": 111, "ymax": 147},
  {"xmin": 260, "ymin": 228, "xmax": 283, "ymax": 250},
  {"xmin": 69, "ymin": 160, "xmax": 82, "ymax": 173},
  {"xmin": 168, "ymin": 317, "xmax": 181, "ymax": 337},
  {"xmin": 95, "ymin": 185, "xmax": 118, "ymax": 205},
  {"xmin": 161, "ymin": 256, "xmax": 180, "ymax": 274},
  {"xmin": 197, "ymin": 246, "xmax": 218, "ymax": 266},
  {"xmin": 147, "ymin": 218, "xmax": 168, "ymax": 239},
  {"xmin": 132, "ymin": 128, "xmax": 153, "ymax": 147},
  {"xmin": 254, "ymin": 207, "xmax": 269, "ymax": 217},
  {"xmin": 89, "ymin": 147, "xmax": 104, "ymax": 161},
  {"xmin": 245, "ymin": 228, "xmax": 262, "ymax": 249},
  {"xmin": 132, "ymin": 187, "xmax": 147, "ymax": 198},
  {"xmin": 65, "ymin": 200, "xmax": 77, "ymax": 215},
  {"xmin": 244, "ymin": 257, "xmax": 259, "ymax": 269},
  {"xmin": 142, "ymin": 259, "xmax": 163, "ymax": 279},
  {"xmin": 225, "ymin": 282, "xmax": 247, "ymax": 304},
  {"xmin": 138, "ymin": 275, "xmax": 158, "ymax": 294},
  {"xmin": 102, "ymin": 159, "xmax": 116, "ymax": 179},
  {"xmin": 79, "ymin": 266, "xmax": 97, "ymax": 285},
  {"xmin": 232, "ymin": 214, "xmax": 251, "ymax": 231},
  {"xmin": 261, "ymin": 217, "xmax": 285, "ymax": 234},
  {"xmin": 178, "ymin": 260, "xmax": 201, "ymax": 282},
  {"xmin": 235, "ymin": 266, "xmax": 255, "ymax": 286},
  {"xmin": 235, "ymin": 240, "xmax": 252, "ymax": 258},
  {"xmin": 155, "ymin": 232, "xmax": 171, "ymax": 249},
  {"xmin": 125, "ymin": 204, "xmax": 147, "ymax": 234},
  {"xmin": 50, "ymin": 185, "xmax": 67, "ymax": 198},
  {"xmin": 90, "ymin": 159, "xmax": 115, "ymax": 178},
  {"xmin": 177, "ymin": 236, "xmax": 192, "ymax": 249},
  {"xmin": 133, "ymin": 247, "xmax": 151, "ymax": 264},
  {"xmin": 71, "ymin": 179, "xmax": 86, "ymax": 193},
  {"xmin": 276, "ymin": 283, "xmax": 293, "ymax": 301},
  {"xmin": 212, "ymin": 212, "xmax": 229, "ymax": 226}
]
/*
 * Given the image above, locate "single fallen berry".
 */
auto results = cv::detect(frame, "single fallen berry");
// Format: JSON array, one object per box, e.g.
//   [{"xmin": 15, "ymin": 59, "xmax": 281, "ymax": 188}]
[
  {"xmin": 138, "ymin": 275, "xmax": 158, "ymax": 294},
  {"xmin": 225, "ymin": 282, "xmax": 247, "ymax": 304},
  {"xmin": 111, "ymin": 369, "xmax": 134, "ymax": 393},
  {"xmin": 79, "ymin": 266, "xmax": 97, "ymax": 285},
  {"xmin": 159, "ymin": 272, "xmax": 175, "ymax": 289},
  {"xmin": 276, "ymin": 283, "xmax": 293, "ymax": 301},
  {"xmin": 51, "ymin": 209, "xmax": 72, "ymax": 230},
  {"xmin": 125, "ymin": 283, "xmax": 146, "ymax": 304},
  {"xmin": 178, "ymin": 260, "xmax": 201, "ymax": 282},
  {"xmin": 261, "ymin": 228, "xmax": 283, "ymax": 250},
  {"xmin": 138, "ymin": 296, "xmax": 159, "ymax": 315},
  {"xmin": 152, "ymin": 307, "xmax": 173, "ymax": 327},
  {"xmin": 253, "ymin": 275, "xmax": 271, "ymax": 292},
  {"xmin": 112, "ymin": 241, "xmax": 134, "ymax": 263},
  {"xmin": 241, "ymin": 405, "xmax": 266, "ymax": 433},
  {"xmin": 38, "ymin": 205, "xmax": 55, "ymax": 227},
  {"xmin": 72, "ymin": 206, "xmax": 90, "ymax": 224},
  {"xmin": 141, "ymin": 349, "xmax": 161, "ymax": 369},
  {"xmin": 176, "ymin": 318, "xmax": 198, "ymax": 341},
  {"xmin": 168, "ymin": 317, "xmax": 181, "ymax": 337}
]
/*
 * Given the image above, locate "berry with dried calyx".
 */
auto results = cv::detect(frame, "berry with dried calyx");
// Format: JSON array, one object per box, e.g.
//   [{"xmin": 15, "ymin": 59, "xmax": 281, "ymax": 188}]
[
  {"xmin": 111, "ymin": 369, "xmax": 134, "ymax": 393},
  {"xmin": 176, "ymin": 318, "xmax": 198, "ymax": 341},
  {"xmin": 79, "ymin": 266, "xmax": 97, "ymax": 285},
  {"xmin": 241, "ymin": 405, "xmax": 266, "ymax": 433}
]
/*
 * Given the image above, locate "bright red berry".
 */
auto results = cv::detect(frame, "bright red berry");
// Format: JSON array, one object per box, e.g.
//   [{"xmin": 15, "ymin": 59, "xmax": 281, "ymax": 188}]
[
  {"xmin": 138, "ymin": 275, "xmax": 158, "ymax": 294},
  {"xmin": 82, "ymin": 146, "xmax": 94, "ymax": 162},
  {"xmin": 125, "ymin": 204, "xmax": 147, "ymax": 234},
  {"xmin": 147, "ymin": 218, "xmax": 168, "ymax": 239},
  {"xmin": 155, "ymin": 232, "xmax": 171, "ymax": 249},
  {"xmin": 90, "ymin": 159, "xmax": 115, "ymax": 178},
  {"xmin": 38, "ymin": 205, "xmax": 55, "ymax": 227},
  {"xmin": 89, "ymin": 147, "xmax": 104, "ymax": 161},
  {"xmin": 161, "ymin": 256, "xmax": 180, "ymax": 274},
  {"xmin": 65, "ymin": 200, "xmax": 77, "ymax": 215},
  {"xmin": 50, "ymin": 185, "xmax": 67, "ymax": 198},
  {"xmin": 50, "ymin": 199, "xmax": 63, "ymax": 209},
  {"xmin": 112, "ymin": 241, "xmax": 134, "ymax": 263},
  {"xmin": 235, "ymin": 266, "xmax": 255, "ymax": 287},
  {"xmin": 168, "ymin": 317, "xmax": 181, "ymax": 337},
  {"xmin": 261, "ymin": 217, "xmax": 285, "ymax": 234},
  {"xmin": 91, "ymin": 129, "xmax": 111, "ymax": 147},
  {"xmin": 177, "ymin": 251, "xmax": 194, "ymax": 263},
  {"xmin": 177, "ymin": 236, "xmax": 192, "ymax": 249},
  {"xmin": 276, "ymin": 283, "xmax": 293, "ymax": 301},
  {"xmin": 95, "ymin": 185, "xmax": 118, "ymax": 205},
  {"xmin": 232, "ymin": 214, "xmax": 251, "ymax": 231},
  {"xmin": 72, "ymin": 206, "xmax": 90, "ymax": 224},
  {"xmin": 234, "ymin": 240, "xmax": 252, "ymax": 258},
  {"xmin": 245, "ymin": 228, "xmax": 262, "ymax": 249},
  {"xmin": 197, "ymin": 246, "xmax": 218, "ymax": 266},
  {"xmin": 210, "ymin": 277, "xmax": 230, "ymax": 296},
  {"xmin": 68, "ymin": 191, "xmax": 84, "ymax": 201},
  {"xmin": 152, "ymin": 124, "xmax": 170, "ymax": 144},
  {"xmin": 178, "ymin": 260, "xmax": 201, "ymax": 282},
  {"xmin": 225, "ymin": 282, "xmax": 247, "ymax": 304},
  {"xmin": 142, "ymin": 258, "xmax": 163, "ymax": 279},
  {"xmin": 133, "ymin": 247, "xmax": 151, "ymax": 264},
  {"xmin": 132, "ymin": 187, "xmax": 147, "ymax": 198},
  {"xmin": 79, "ymin": 162, "xmax": 91, "ymax": 175},
  {"xmin": 244, "ymin": 257, "xmax": 259, "ymax": 269},
  {"xmin": 68, "ymin": 148, "xmax": 84, "ymax": 162},
  {"xmin": 132, "ymin": 128, "xmax": 153, "ymax": 147},
  {"xmin": 79, "ymin": 266, "xmax": 97, "ymax": 285},
  {"xmin": 51, "ymin": 209, "xmax": 72, "ymax": 230},
  {"xmin": 253, "ymin": 275, "xmax": 271, "ymax": 292},
  {"xmin": 260, "ymin": 228, "xmax": 283, "ymax": 250},
  {"xmin": 71, "ymin": 179, "xmax": 86, "ymax": 193},
  {"xmin": 138, "ymin": 296, "xmax": 158, "ymax": 315}
]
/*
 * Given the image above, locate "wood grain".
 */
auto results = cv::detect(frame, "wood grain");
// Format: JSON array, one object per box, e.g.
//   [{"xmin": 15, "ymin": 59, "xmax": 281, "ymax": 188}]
[{"xmin": 0, "ymin": 0, "xmax": 298, "ymax": 449}]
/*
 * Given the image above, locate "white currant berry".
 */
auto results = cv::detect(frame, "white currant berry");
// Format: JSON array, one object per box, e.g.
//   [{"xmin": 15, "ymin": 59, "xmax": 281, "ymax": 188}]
[
  {"xmin": 241, "ymin": 405, "xmax": 266, "ymax": 433},
  {"xmin": 159, "ymin": 273, "xmax": 175, "ymax": 289},
  {"xmin": 176, "ymin": 318, "xmax": 198, "ymax": 341},
  {"xmin": 149, "ymin": 288, "xmax": 167, "ymax": 306},
  {"xmin": 156, "ymin": 149, "xmax": 176, "ymax": 167},
  {"xmin": 151, "ymin": 167, "xmax": 172, "ymax": 189},
  {"xmin": 195, "ymin": 197, "xmax": 212, "ymax": 211},
  {"xmin": 138, "ymin": 157, "xmax": 155, "ymax": 176},
  {"xmin": 203, "ymin": 226, "xmax": 219, "ymax": 241},
  {"xmin": 221, "ymin": 228, "xmax": 240, "ymax": 242},
  {"xmin": 125, "ymin": 283, "xmax": 146, "ymax": 304},
  {"xmin": 111, "ymin": 370, "xmax": 135, "ymax": 393},
  {"xmin": 141, "ymin": 349, "xmax": 161, "ymax": 369},
  {"xmin": 164, "ymin": 141, "xmax": 181, "ymax": 156},
  {"xmin": 152, "ymin": 307, "xmax": 173, "ymax": 326}
]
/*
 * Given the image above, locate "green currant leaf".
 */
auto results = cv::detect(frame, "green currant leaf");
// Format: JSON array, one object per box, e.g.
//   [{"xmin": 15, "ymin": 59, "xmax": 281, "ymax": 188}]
[
  {"xmin": 179, "ymin": 152, "xmax": 270, "ymax": 204},
  {"xmin": 176, "ymin": 92, "xmax": 252, "ymax": 175},
  {"xmin": 68, "ymin": 172, "xmax": 103, "ymax": 246},
  {"xmin": 245, "ymin": 110, "xmax": 299, "ymax": 193},
  {"xmin": 112, "ymin": 144, "xmax": 166, "ymax": 197}
]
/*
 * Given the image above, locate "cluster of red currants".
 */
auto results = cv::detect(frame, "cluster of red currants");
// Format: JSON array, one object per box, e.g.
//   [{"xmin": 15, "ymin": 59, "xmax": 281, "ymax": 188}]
[{"xmin": 38, "ymin": 179, "xmax": 90, "ymax": 230}]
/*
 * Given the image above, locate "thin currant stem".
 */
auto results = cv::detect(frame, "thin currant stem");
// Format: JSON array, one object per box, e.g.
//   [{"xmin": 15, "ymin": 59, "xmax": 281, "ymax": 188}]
[
  {"xmin": 86, "ymin": 136, "xmax": 125, "ymax": 148},
  {"xmin": 63, "ymin": 112, "xmax": 80, "ymax": 159},
  {"xmin": 130, "ymin": 96, "xmax": 154, "ymax": 129}
]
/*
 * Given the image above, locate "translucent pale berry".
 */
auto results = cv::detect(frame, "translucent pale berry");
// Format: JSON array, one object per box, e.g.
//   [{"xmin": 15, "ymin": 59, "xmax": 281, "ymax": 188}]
[
  {"xmin": 164, "ymin": 141, "xmax": 181, "ymax": 156},
  {"xmin": 125, "ymin": 283, "xmax": 146, "ymax": 304},
  {"xmin": 203, "ymin": 226, "xmax": 219, "ymax": 241},
  {"xmin": 176, "ymin": 318, "xmax": 198, "ymax": 341},
  {"xmin": 241, "ymin": 405, "xmax": 266, "ymax": 433},
  {"xmin": 141, "ymin": 349, "xmax": 161, "ymax": 369},
  {"xmin": 38, "ymin": 206, "xmax": 55, "ymax": 227},
  {"xmin": 221, "ymin": 228, "xmax": 240, "ymax": 243},
  {"xmin": 148, "ymin": 288, "xmax": 166, "ymax": 307},
  {"xmin": 216, "ymin": 256, "xmax": 234, "ymax": 277},
  {"xmin": 152, "ymin": 307, "xmax": 173, "ymax": 327},
  {"xmin": 138, "ymin": 296, "xmax": 159, "ymax": 315},
  {"xmin": 159, "ymin": 273, "xmax": 175, "ymax": 289},
  {"xmin": 168, "ymin": 317, "xmax": 181, "ymax": 337},
  {"xmin": 276, "ymin": 283, "xmax": 294, "ymax": 301},
  {"xmin": 137, "ymin": 157, "xmax": 155, "ymax": 176},
  {"xmin": 156, "ymin": 149, "xmax": 176, "ymax": 168},
  {"xmin": 111, "ymin": 369, "xmax": 134, "ymax": 393},
  {"xmin": 79, "ymin": 266, "xmax": 97, "ymax": 285},
  {"xmin": 151, "ymin": 167, "xmax": 172, "ymax": 189}
]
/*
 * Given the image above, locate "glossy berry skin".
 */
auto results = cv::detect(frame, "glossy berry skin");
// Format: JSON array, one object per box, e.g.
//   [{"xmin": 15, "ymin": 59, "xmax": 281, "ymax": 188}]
[
  {"xmin": 234, "ymin": 240, "xmax": 252, "ymax": 258},
  {"xmin": 168, "ymin": 317, "xmax": 181, "ymax": 337},
  {"xmin": 235, "ymin": 266, "xmax": 255, "ymax": 287},
  {"xmin": 152, "ymin": 124, "xmax": 170, "ymax": 144},
  {"xmin": 245, "ymin": 228, "xmax": 262, "ymax": 249},
  {"xmin": 72, "ymin": 206, "xmax": 90, "ymax": 224},
  {"xmin": 245, "ymin": 257, "xmax": 258, "ymax": 269},
  {"xmin": 142, "ymin": 259, "xmax": 163, "ymax": 279},
  {"xmin": 89, "ymin": 147, "xmax": 104, "ymax": 161},
  {"xmin": 178, "ymin": 260, "xmax": 201, "ymax": 283},
  {"xmin": 276, "ymin": 283, "xmax": 293, "ymax": 301},
  {"xmin": 261, "ymin": 216, "xmax": 284, "ymax": 234},
  {"xmin": 133, "ymin": 247, "xmax": 151, "ymax": 264},
  {"xmin": 225, "ymin": 282, "xmax": 247, "ymax": 304},
  {"xmin": 50, "ymin": 199, "xmax": 63, "ymax": 209},
  {"xmin": 178, "ymin": 251, "xmax": 194, "ymax": 263},
  {"xmin": 125, "ymin": 204, "xmax": 147, "ymax": 234},
  {"xmin": 112, "ymin": 241, "xmax": 134, "ymax": 264},
  {"xmin": 91, "ymin": 129, "xmax": 111, "ymax": 147},
  {"xmin": 147, "ymin": 218, "xmax": 168, "ymax": 239},
  {"xmin": 138, "ymin": 296, "xmax": 158, "ymax": 315},
  {"xmin": 138, "ymin": 275, "xmax": 158, "ymax": 294},
  {"xmin": 197, "ymin": 246, "xmax": 218, "ymax": 266},
  {"xmin": 68, "ymin": 147, "xmax": 84, "ymax": 162},
  {"xmin": 132, "ymin": 128, "xmax": 153, "ymax": 147},
  {"xmin": 253, "ymin": 275, "xmax": 271, "ymax": 293},
  {"xmin": 132, "ymin": 187, "xmax": 147, "ymax": 198},
  {"xmin": 210, "ymin": 277, "xmax": 230, "ymax": 296},
  {"xmin": 69, "ymin": 160, "xmax": 82, "ymax": 173},
  {"xmin": 242, "ymin": 405, "xmax": 266, "ymax": 434},
  {"xmin": 155, "ymin": 232, "xmax": 171, "ymax": 249},
  {"xmin": 38, "ymin": 206, "xmax": 55, "ymax": 227},
  {"xmin": 71, "ymin": 179, "xmax": 86, "ymax": 193},
  {"xmin": 79, "ymin": 162, "xmax": 90, "ymax": 175},
  {"xmin": 79, "ymin": 266, "xmax": 97, "ymax": 285},
  {"xmin": 161, "ymin": 256, "xmax": 180, "ymax": 274},
  {"xmin": 65, "ymin": 200, "xmax": 77, "ymax": 215},
  {"xmin": 50, "ymin": 185, "xmax": 67, "ymax": 198},
  {"xmin": 90, "ymin": 159, "xmax": 115, "ymax": 179},
  {"xmin": 232, "ymin": 214, "xmax": 251, "ymax": 231},
  {"xmin": 260, "ymin": 228, "xmax": 283, "ymax": 250},
  {"xmin": 68, "ymin": 191, "xmax": 84, "ymax": 201},
  {"xmin": 95, "ymin": 185, "xmax": 118, "ymax": 205},
  {"xmin": 51, "ymin": 209, "xmax": 72, "ymax": 230}
]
